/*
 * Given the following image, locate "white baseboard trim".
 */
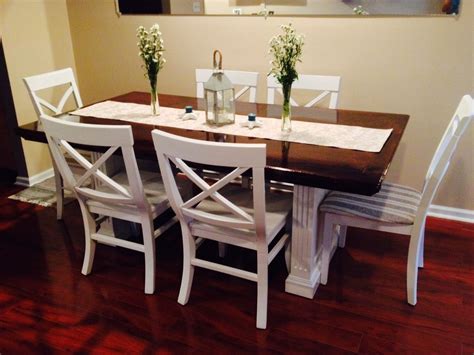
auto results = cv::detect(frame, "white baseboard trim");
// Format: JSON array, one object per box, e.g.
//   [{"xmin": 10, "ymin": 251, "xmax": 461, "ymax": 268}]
[
  {"xmin": 15, "ymin": 168, "xmax": 54, "ymax": 187},
  {"xmin": 428, "ymin": 204, "xmax": 474, "ymax": 224}
]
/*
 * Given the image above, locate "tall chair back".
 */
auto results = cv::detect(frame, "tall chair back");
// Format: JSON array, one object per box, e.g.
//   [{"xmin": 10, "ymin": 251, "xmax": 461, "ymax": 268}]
[
  {"xmin": 40, "ymin": 115, "xmax": 148, "ymax": 213},
  {"xmin": 23, "ymin": 68, "xmax": 83, "ymax": 117},
  {"xmin": 414, "ymin": 95, "xmax": 473, "ymax": 232},
  {"xmin": 23, "ymin": 68, "xmax": 84, "ymax": 220},
  {"xmin": 152, "ymin": 129, "xmax": 266, "ymax": 234}
]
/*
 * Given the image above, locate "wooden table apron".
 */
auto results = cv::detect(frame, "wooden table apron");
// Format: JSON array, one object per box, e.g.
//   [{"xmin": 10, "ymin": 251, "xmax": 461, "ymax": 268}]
[{"xmin": 17, "ymin": 92, "xmax": 409, "ymax": 299}]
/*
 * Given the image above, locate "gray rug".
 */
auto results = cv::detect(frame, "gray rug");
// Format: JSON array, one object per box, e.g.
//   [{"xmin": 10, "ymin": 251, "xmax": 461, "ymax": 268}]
[{"xmin": 8, "ymin": 177, "xmax": 74, "ymax": 207}]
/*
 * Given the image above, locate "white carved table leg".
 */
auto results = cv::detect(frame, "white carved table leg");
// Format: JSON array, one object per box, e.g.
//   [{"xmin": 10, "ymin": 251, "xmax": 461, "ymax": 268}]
[{"xmin": 285, "ymin": 185, "xmax": 328, "ymax": 299}]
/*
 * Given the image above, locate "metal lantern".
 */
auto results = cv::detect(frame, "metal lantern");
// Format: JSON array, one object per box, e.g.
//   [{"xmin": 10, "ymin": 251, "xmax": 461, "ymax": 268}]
[{"xmin": 204, "ymin": 50, "xmax": 235, "ymax": 126}]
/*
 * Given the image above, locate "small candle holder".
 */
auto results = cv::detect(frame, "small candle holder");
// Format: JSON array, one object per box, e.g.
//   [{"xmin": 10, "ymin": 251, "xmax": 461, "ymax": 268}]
[
  {"xmin": 181, "ymin": 106, "xmax": 198, "ymax": 120},
  {"xmin": 240, "ymin": 113, "xmax": 262, "ymax": 129}
]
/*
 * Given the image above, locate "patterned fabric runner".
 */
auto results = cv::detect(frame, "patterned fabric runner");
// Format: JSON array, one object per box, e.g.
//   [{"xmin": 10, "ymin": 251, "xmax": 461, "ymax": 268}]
[{"xmin": 72, "ymin": 100, "xmax": 392, "ymax": 152}]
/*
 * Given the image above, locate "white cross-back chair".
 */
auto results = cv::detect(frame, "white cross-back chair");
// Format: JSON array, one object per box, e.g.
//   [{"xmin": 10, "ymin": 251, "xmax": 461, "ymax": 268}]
[
  {"xmin": 320, "ymin": 95, "xmax": 474, "ymax": 305},
  {"xmin": 196, "ymin": 69, "xmax": 259, "ymax": 103},
  {"xmin": 23, "ymin": 68, "xmax": 84, "ymax": 220},
  {"xmin": 267, "ymin": 74, "xmax": 341, "ymax": 109},
  {"xmin": 40, "ymin": 115, "xmax": 179, "ymax": 294},
  {"xmin": 152, "ymin": 130, "xmax": 292, "ymax": 329}
]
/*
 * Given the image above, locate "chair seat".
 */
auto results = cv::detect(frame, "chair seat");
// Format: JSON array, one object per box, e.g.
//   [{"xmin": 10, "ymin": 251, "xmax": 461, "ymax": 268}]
[
  {"xmin": 320, "ymin": 182, "xmax": 421, "ymax": 225},
  {"xmin": 87, "ymin": 170, "xmax": 189, "ymax": 218},
  {"xmin": 190, "ymin": 184, "xmax": 293, "ymax": 241}
]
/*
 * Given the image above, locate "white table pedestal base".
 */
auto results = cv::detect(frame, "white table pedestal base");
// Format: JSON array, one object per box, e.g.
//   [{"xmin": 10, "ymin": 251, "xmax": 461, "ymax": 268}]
[{"xmin": 285, "ymin": 185, "xmax": 329, "ymax": 299}]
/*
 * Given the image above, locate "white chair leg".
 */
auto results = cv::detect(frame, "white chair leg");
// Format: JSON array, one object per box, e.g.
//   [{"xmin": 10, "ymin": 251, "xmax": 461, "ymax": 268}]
[
  {"xmin": 418, "ymin": 224, "xmax": 425, "ymax": 268},
  {"xmin": 256, "ymin": 247, "xmax": 268, "ymax": 329},
  {"xmin": 338, "ymin": 225, "xmax": 347, "ymax": 248},
  {"xmin": 178, "ymin": 227, "xmax": 196, "ymax": 305},
  {"xmin": 321, "ymin": 214, "xmax": 335, "ymax": 285},
  {"xmin": 407, "ymin": 233, "xmax": 422, "ymax": 306},
  {"xmin": 141, "ymin": 216, "xmax": 156, "ymax": 294},
  {"xmin": 80, "ymin": 205, "xmax": 97, "ymax": 275},
  {"xmin": 52, "ymin": 162, "xmax": 64, "ymax": 220}
]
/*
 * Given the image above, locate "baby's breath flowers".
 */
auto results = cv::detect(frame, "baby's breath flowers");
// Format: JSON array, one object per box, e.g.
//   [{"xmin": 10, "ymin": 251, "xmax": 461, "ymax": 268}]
[
  {"xmin": 269, "ymin": 23, "xmax": 304, "ymax": 90},
  {"xmin": 269, "ymin": 23, "xmax": 304, "ymax": 131},
  {"xmin": 137, "ymin": 24, "xmax": 165, "ymax": 114}
]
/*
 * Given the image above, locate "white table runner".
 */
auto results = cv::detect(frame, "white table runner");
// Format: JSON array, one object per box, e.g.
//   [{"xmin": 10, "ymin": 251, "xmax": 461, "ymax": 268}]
[{"xmin": 72, "ymin": 100, "xmax": 392, "ymax": 153}]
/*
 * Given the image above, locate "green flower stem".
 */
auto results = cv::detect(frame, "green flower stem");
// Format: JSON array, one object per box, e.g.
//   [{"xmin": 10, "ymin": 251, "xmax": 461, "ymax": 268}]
[
  {"xmin": 149, "ymin": 73, "xmax": 159, "ymax": 115},
  {"xmin": 281, "ymin": 83, "xmax": 292, "ymax": 132}
]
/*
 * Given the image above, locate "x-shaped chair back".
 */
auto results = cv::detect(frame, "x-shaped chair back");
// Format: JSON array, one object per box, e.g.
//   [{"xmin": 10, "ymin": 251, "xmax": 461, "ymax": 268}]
[
  {"xmin": 24, "ymin": 68, "xmax": 83, "ymax": 117},
  {"xmin": 40, "ymin": 115, "xmax": 149, "ymax": 212},
  {"xmin": 152, "ymin": 129, "xmax": 267, "ymax": 236}
]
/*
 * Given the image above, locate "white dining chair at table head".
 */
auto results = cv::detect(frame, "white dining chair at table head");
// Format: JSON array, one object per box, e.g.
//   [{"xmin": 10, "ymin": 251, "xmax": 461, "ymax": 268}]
[
  {"xmin": 40, "ymin": 114, "xmax": 181, "ymax": 294},
  {"xmin": 319, "ymin": 95, "xmax": 474, "ymax": 306},
  {"xmin": 23, "ymin": 68, "xmax": 83, "ymax": 220},
  {"xmin": 152, "ymin": 129, "xmax": 293, "ymax": 329}
]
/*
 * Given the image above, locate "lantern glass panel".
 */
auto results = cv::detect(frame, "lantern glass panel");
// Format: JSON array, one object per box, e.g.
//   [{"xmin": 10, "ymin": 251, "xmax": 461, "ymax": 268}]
[{"xmin": 205, "ymin": 88, "xmax": 235, "ymax": 126}]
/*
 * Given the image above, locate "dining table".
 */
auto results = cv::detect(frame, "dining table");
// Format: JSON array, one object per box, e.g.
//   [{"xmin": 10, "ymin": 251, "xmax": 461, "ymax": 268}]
[{"xmin": 16, "ymin": 91, "xmax": 409, "ymax": 299}]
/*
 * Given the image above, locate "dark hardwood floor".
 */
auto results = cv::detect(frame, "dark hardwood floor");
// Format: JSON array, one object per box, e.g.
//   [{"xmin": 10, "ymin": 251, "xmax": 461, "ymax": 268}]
[{"xmin": 0, "ymin": 184, "xmax": 473, "ymax": 354}]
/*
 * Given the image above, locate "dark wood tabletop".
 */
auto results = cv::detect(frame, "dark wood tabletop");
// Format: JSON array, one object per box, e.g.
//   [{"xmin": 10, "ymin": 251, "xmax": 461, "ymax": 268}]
[{"xmin": 17, "ymin": 92, "xmax": 409, "ymax": 195}]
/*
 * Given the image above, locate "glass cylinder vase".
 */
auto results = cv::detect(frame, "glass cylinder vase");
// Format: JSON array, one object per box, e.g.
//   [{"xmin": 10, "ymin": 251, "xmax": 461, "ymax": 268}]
[
  {"xmin": 150, "ymin": 78, "xmax": 160, "ymax": 116},
  {"xmin": 281, "ymin": 84, "xmax": 292, "ymax": 132}
]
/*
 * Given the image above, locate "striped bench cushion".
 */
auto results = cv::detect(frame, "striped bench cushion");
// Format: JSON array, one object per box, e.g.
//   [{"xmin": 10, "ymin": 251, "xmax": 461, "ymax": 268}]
[{"xmin": 320, "ymin": 182, "xmax": 421, "ymax": 225}]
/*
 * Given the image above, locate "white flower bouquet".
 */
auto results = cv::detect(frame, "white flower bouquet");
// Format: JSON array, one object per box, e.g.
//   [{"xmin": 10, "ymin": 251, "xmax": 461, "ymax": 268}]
[
  {"xmin": 269, "ymin": 23, "xmax": 304, "ymax": 131},
  {"xmin": 137, "ymin": 24, "xmax": 166, "ymax": 115}
]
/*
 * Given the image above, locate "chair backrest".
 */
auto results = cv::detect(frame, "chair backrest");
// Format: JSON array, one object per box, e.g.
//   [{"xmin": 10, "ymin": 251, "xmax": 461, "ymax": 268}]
[
  {"xmin": 196, "ymin": 69, "xmax": 259, "ymax": 103},
  {"xmin": 267, "ymin": 74, "xmax": 341, "ymax": 109},
  {"xmin": 40, "ymin": 114, "xmax": 149, "ymax": 212},
  {"xmin": 416, "ymin": 95, "xmax": 473, "ymax": 221},
  {"xmin": 152, "ymin": 129, "xmax": 267, "ymax": 234},
  {"xmin": 23, "ymin": 68, "xmax": 83, "ymax": 118}
]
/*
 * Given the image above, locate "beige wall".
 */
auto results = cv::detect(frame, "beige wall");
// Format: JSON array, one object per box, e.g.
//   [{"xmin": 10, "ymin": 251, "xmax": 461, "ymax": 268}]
[
  {"xmin": 67, "ymin": 0, "xmax": 473, "ymax": 210},
  {"xmin": 0, "ymin": 0, "xmax": 77, "ymax": 177}
]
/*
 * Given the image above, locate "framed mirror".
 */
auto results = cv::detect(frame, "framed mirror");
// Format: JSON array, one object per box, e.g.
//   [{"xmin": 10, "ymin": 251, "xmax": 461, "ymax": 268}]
[{"xmin": 116, "ymin": 0, "xmax": 461, "ymax": 16}]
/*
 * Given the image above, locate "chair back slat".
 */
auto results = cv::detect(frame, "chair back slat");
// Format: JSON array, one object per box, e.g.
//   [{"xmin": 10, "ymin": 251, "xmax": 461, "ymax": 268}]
[
  {"xmin": 267, "ymin": 74, "xmax": 341, "ymax": 109},
  {"xmin": 41, "ymin": 115, "xmax": 149, "ymax": 211},
  {"xmin": 171, "ymin": 156, "xmax": 253, "ymax": 222},
  {"xmin": 56, "ymin": 86, "xmax": 75, "ymax": 113},
  {"xmin": 24, "ymin": 68, "xmax": 83, "ymax": 117},
  {"xmin": 416, "ymin": 95, "xmax": 473, "ymax": 221},
  {"xmin": 182, "ymin": 208, "xmax": 255, "ymax": 230},
  {"xmin": 235, "ymin": 86, "xmax": 251, "ymax": 101},
  {"xmin": 153, "ymin": 129, "xmax": 266, "ymax": 233},
  {"xmin": 196, "ymin": 69, "xmax": 259, "ymax": 103},
  {"xmin": 174, "ymin": 159, "xmax": 253, "ymax": 222},
  {"xmin": 36, "ymin": 97, "xmax": 63, "ymax": 115}
]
